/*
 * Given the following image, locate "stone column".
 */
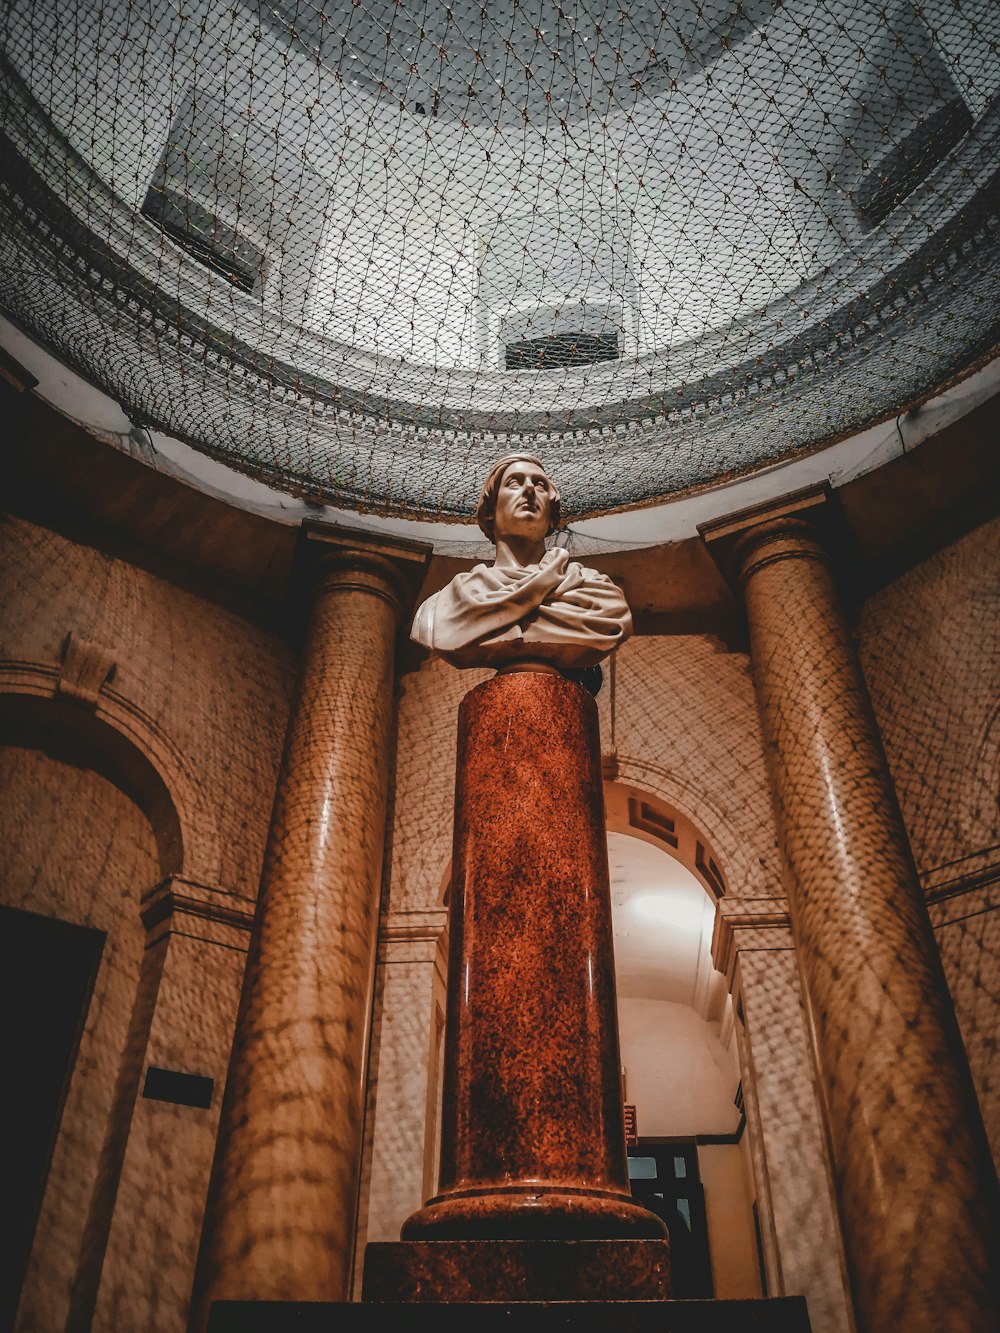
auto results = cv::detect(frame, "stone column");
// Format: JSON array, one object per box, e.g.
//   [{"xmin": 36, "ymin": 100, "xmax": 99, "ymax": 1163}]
[
  {"xmin": 707, "ymin": 494, "xmax": 998, "ymax": 1333},
  {"xmin": 191, "ymin": 525, "xmax": 429, "ymax": 1325}
]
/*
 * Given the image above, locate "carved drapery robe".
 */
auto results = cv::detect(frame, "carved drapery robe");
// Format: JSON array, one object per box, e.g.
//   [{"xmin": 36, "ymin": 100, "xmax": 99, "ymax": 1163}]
[{"xmin": 411, "ymin": 547, "xmax": 632, "ymax": 669}]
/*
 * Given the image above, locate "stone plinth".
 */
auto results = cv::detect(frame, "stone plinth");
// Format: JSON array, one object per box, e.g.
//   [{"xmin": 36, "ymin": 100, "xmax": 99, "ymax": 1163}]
[
  {"xmin": 363, "ymin": 1240, "xmax": 670, "ymax": 1302},
  {"xmin": 403, "ymin": 671, "xmax": 664, "ymax": 1243}
]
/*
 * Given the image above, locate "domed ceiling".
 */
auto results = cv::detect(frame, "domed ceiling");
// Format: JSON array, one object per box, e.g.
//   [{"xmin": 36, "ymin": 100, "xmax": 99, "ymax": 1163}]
[{"xmin": 0, "ymin": 0, "xmax": 997, "ymax": 522}]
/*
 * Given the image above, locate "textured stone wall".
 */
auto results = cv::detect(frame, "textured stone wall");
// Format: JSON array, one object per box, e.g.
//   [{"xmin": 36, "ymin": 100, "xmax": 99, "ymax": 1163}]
[
  {"xmin": 858, "ymin": 515, "xmax": 1000, "ymax": 1163},
  {"xmin": 859, "ymin": 517, "xmax": 999, "ymax": 879},
  {"xmin": 607, "ymin": 634, "xmax": 784, "ymax": 901},
  {"xmin": 0, "ymin": 513, "xmax": 293, "ymax": 1331},
  {"xmin": 0, "ymin": 515, "xmax": 294, "ymax": 895}
]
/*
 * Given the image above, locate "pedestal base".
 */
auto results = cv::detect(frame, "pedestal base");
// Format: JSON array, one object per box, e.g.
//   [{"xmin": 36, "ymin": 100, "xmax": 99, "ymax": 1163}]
[
  {"xmin": 363, "ymin": 1239, "xmax": 671, "ymax": 1302},
  {"xmin": 403, "ymin": 1189, "xmax": 665, "ymax": 1240}
]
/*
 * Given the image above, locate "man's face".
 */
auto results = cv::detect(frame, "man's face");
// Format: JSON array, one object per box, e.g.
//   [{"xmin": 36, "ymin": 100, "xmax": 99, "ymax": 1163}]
[{"xmin": 494, "ymin": 460, "xmax": 554, "ymax": 544}]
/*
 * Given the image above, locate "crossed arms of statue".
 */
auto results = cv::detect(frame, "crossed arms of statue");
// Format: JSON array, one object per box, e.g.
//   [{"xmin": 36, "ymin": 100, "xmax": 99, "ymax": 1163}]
[{"xmin": 411, "ymin": 546, "xmax": 632, "ymax": 670}]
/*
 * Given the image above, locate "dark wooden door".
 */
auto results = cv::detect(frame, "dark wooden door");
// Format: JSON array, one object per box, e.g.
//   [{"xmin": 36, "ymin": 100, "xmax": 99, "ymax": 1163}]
[
  {"xmin": 0, "ymin": 905, "xmax": 104, "ymax": 1328},
  {"xmin": 628, "ymin": 1140, "xmax": 714, "ymax": 1297}
]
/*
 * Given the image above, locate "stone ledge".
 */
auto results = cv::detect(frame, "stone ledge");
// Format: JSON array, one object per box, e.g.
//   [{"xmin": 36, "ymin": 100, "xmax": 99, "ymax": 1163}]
[{"xmin": 208, "ymin": 1298, "xmax": 812, "ymax": 1331}]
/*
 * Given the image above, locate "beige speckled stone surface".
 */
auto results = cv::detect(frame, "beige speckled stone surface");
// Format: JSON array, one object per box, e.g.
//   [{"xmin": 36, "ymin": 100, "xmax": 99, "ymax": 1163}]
[
  {"xmin": 712, "ymin": 902, "xmax": 853, "ymax": 1333},
  {"xmin": 736, "ymin": 514, "xmax": 999, "ymax": 1333},
  {"xmin": 930, "ymin": 877, "xmax": 1000, "ymax": 1166},
  {"xmin": 192, "ymin": 530, "xmax": 428, "ymax": 1322},
  {"xmin": 858, "ymin": 518, "xmax": 1000, "ymax": 1169},
  {"xmin": 1, "ymin": 510, "xmax": 291, "ymax": 1333}
]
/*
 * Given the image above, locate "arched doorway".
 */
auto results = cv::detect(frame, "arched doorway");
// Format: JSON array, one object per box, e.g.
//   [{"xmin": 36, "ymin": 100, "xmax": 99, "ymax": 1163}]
[
  {"xmin": 605, "ymin": 788, "xmax": 764, "ymax": 1299},
  {"xmin": 0, "ymin": 694, "xmax": 175, "ymax": 1330}
]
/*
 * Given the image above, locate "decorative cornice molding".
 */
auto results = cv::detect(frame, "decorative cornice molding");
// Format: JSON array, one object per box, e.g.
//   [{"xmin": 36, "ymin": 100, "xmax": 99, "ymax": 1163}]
[
  {"xmin": 378, "ymin": 908, "xmax": 449, "ymax": 964},
  {"xmin": 140, "ymin": 876, "xmax": 256, "ymax": 950},
  {"xmin": 381, "ymin": 907, "xmax": 450, "ymax": 944}
]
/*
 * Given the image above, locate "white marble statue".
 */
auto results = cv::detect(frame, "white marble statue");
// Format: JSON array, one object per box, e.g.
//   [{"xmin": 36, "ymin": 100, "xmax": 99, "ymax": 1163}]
[{"xmin": 411, "ymin": 454, "xmax": 632, "ymax": 670}]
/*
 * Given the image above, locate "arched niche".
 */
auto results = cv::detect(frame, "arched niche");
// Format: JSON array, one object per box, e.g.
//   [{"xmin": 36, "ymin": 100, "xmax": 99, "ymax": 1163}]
[
  {"xmin": 603, "ymin": 782, "xmax": 761, "ymax": 1299},
  {"xmin": 0, "ymin": 692, "xmax": 183, "ymax": 879},
  {"xmin": 0, "ymin": 690, "xmax": 184, "ymax": 1330}
]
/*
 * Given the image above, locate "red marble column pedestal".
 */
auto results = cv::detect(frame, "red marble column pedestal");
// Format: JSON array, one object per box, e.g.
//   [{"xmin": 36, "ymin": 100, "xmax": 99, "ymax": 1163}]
[
  {"xmin": 200, "ymin": 665, "xmax": 818, "ymax": 1322},
  {"xmin": 404, "ymin": 671, "xmax": 663, "ymax": 1242}
]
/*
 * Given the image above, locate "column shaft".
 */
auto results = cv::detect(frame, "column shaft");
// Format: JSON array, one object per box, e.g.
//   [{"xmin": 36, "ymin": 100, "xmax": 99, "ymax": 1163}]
[
  {"xmin": 192, "ymin": 538, "xmax": 422, "ymax": 1323},
  {"xmin": 402, "ymin": 671, "xmax": 664, "ymax": 1242},
  {"xmin": 738, "ymin": 518, "xmax": 998, "ymax": 1332}
]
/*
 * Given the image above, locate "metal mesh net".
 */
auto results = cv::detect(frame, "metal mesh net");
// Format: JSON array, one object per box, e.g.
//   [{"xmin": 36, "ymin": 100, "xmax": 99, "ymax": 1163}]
[{"xmin": 0, "ymin": 0, "xmax": 997, "ymax": 520}]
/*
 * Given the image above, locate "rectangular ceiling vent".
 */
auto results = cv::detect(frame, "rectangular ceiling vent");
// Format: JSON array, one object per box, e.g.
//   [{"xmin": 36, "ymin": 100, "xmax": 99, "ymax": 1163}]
[
  {"xmin": 855, "ymin": 98, "xmax": 973, "ymax": 230},
  {"xmin": 836, "ymin": 13, "xmax": 974, "ymax": 234},
  {"xmin": 141, "ymin": 90, "xmax": 267, "ymax": 293},
  {"xmin": 505, "ymin": 331, "xmax": 620, "ymax": 371},
  {"xmin": 485, "ymin": 210, "xmax": 633, "ymax": 371}
]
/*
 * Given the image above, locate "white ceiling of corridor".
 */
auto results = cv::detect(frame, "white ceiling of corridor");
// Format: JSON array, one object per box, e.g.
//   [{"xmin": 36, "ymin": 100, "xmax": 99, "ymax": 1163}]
[{"xmin": 0, "ymin": 0, "xmax": 998, "ymax": 522}]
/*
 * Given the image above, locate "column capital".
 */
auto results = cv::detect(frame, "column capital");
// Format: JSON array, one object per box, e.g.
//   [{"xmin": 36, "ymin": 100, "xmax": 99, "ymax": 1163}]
[
  {"xmin": 698, "ymin": 483, "xmax": 842, "ymax": 590},
  {"xmin": 710, "ymin": 896, "xmax": 793, "ymax": 990},
  {"xmin": 297, "ymin": 522, "xmax": 432, "ymax": 626},
  {"xmin": 378, "ymin": 907, "xmax": 449, "ymax": 965}
]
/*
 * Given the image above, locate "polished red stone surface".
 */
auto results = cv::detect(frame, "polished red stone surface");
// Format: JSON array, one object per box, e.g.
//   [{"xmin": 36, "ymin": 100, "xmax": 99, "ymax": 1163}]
[{"xmin": 403, "ymin": 671, "xmax": 665, "ymax": 1242}]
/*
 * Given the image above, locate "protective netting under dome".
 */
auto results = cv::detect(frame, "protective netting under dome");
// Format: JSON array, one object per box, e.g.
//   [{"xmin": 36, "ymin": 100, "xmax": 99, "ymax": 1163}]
[{"xmin": 0, "ymin": 0, "xmax": 998, "ymax": 521}]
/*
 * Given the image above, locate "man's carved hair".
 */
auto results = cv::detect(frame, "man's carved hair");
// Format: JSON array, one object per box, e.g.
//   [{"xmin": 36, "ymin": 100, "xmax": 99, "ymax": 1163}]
[{"xmin": 476, "ymin": 454, "xmax": 561, "ymax": 541}]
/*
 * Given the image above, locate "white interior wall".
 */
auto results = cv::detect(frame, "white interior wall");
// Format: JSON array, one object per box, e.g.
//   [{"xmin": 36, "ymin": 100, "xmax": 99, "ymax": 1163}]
[
  {"xmin": 618, "ymin": 995, "xmax": 740, "ymax": 1139},
  {"xmin": 617, "ymin": 977, "xmax": 759, "ymax": 1298}
]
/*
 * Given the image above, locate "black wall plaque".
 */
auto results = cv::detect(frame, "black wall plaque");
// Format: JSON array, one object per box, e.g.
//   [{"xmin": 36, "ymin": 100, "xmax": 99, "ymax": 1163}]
[{"xmin": 143, "ymin": 1066, "xmax": 214, "ymax": 1109}]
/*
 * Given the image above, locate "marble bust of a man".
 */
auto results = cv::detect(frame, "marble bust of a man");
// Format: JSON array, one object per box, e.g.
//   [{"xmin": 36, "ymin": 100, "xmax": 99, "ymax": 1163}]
[{"xmin": 411, "ymin": 454, "xmax": 632, "ymax": 670}]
